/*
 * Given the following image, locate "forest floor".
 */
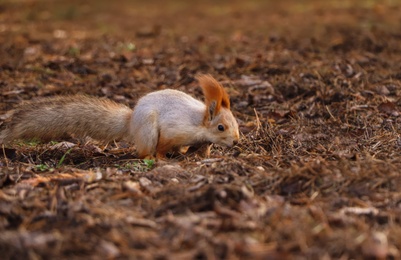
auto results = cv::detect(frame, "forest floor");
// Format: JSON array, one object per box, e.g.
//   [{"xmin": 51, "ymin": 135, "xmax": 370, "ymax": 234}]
[{"xmin": 1, "ymin": 0, "xmax": 401, "ymax": 259}]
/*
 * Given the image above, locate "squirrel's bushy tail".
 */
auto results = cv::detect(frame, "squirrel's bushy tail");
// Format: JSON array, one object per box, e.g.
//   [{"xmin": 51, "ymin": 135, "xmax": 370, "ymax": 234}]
[{"xmin": 0, "ymin": 95, "xmax": 133, "ymax": 144}]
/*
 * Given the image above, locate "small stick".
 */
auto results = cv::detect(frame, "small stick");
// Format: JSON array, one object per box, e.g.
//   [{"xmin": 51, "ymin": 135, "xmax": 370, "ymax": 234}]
[
  {"xmin": 254, "ymin": 108, "xmax": 261, "ymax": 134},
  {"xmin": 2, "ymin": 144, "xmax": 9, "ymax": 167}
]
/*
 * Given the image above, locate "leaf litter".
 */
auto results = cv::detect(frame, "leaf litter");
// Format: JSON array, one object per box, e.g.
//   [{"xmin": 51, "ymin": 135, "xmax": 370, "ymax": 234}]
[{"xmin": 1, "ymin": 0, "xmax": 401, "ymax": 259}]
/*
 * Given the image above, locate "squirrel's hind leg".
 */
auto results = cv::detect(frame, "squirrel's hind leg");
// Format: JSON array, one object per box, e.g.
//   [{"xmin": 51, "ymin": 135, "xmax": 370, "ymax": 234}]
[{"xmin": 132, "ymin": 112, "xmax": 159, "ymax": 159}]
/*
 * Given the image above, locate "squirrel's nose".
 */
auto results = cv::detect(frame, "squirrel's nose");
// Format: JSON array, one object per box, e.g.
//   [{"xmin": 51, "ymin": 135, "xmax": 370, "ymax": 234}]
[{"xmin": 233, "ymin": 139, "xmax": 239, "ymax": 146}]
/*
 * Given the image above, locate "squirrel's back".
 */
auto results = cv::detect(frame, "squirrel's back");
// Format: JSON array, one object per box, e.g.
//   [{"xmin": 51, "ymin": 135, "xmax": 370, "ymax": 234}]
[
  {"xmin": 133, "ymin": 89, "xmax": 205, "ymax": 125},
  {"xmin": 0, "ymin": 95, "xmax": 133, "ymax": 144}
]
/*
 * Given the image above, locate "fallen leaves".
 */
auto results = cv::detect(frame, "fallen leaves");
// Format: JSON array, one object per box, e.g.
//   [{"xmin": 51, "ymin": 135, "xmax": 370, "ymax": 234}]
[
  {"xmin": 378, "ymin": 101, "xmax": 399, "ymax": 116},
  {"xmin": 1, "ymin": 0, "xmax": 401, "ymax": 259}
]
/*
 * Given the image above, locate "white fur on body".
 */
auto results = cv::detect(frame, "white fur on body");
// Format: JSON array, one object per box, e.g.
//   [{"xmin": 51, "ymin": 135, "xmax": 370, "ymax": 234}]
[{"xmin": 132, "ymin": 89, "xmax": 210, "ymax": 157}]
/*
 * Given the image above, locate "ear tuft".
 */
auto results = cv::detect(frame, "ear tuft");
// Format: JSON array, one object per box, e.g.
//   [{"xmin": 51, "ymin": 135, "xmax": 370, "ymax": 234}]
[{"xmin": 197, "ymin": 74, "xmax": 230, "ymax": 115}]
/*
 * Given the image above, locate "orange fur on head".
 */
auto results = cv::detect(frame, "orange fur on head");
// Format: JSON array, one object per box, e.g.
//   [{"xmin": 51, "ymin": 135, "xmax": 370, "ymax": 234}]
[{"xmin": 197, "ymin": 74, "xmax": 230, "ymax": 117}]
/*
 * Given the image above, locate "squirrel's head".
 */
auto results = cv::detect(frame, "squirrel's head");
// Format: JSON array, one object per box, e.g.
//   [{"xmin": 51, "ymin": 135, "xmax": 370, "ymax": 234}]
[{"xmin": 197, "ymin": 74, "xmax": 240, "ymax": 148}]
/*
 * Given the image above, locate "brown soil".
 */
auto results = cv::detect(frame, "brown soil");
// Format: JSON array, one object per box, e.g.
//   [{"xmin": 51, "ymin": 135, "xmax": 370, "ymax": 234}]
[{"xmin": 1, "ymin": 0, "xmax": 401, "ymax": 259}]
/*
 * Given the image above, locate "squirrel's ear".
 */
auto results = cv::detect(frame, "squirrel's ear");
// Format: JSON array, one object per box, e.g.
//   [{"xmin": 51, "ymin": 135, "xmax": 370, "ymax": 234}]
[
  {"xmin": 197, "ymin": 74, "xmax": 230, "ymax": 121},
  {"xmin": 207, "ymin": 101, "xmax": 217, "ymax": 121}
]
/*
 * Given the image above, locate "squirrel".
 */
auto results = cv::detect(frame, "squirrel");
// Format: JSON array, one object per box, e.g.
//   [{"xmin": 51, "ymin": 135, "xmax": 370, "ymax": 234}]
[{"xmin": 0, "ymin": 74, "xmax": 240, "ymax": 159}]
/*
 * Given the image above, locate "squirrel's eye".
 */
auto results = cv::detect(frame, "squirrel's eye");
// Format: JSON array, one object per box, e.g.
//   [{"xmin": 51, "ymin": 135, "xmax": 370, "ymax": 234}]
[{"xmin": 218, "ymin": 124, "xmax": 225, "ymax": 132}]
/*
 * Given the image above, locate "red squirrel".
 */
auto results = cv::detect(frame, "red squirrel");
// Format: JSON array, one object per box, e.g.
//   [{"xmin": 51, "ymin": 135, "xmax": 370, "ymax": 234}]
[{"xmin": 0, "ymin": 74, "xmax": 240, "ymax": 159}]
